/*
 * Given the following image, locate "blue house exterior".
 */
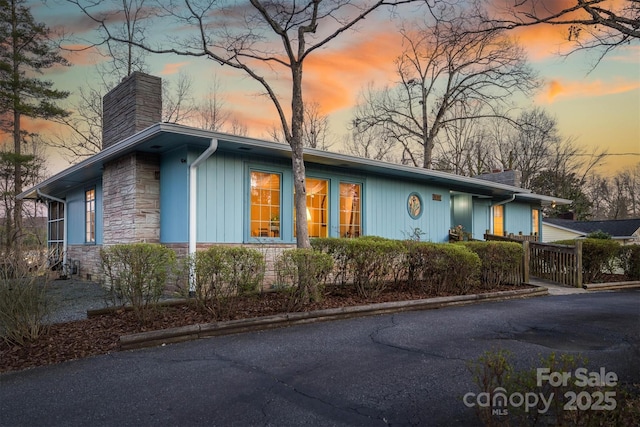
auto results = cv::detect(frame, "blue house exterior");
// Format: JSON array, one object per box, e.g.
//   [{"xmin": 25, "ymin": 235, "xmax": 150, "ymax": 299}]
[{"xmin": 18, "ymin": 72, "xmax": 569, "ymax": 281}]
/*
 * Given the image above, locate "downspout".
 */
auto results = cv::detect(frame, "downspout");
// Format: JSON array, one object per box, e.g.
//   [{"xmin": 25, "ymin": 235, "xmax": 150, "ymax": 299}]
[
  {"xmin": 37, "ymin": 189, "xmax": 67, "ymax": 270},
  {"xmin": 189, "ymin": 138, "xmax": 218, "ymax": 291}
]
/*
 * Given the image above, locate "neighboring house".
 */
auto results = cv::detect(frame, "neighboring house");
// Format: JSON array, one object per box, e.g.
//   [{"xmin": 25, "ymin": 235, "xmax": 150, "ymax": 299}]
[
  {"xmin": 542, "ymin": 218, "xmax": 640, "ymax": 244},
  {"xmin": 19, "ymin": 72, "xmax": 571, "ymax": 282}
]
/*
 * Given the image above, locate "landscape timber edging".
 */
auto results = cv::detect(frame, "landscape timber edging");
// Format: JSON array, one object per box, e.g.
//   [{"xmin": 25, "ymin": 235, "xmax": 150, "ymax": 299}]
[
  {"xmin": 582, "ymin": 281, "xmax": 640, "ymax": 291},
  {"xmin": 119, "ymin": 287, "xmax": 548, "ymax": 351}
]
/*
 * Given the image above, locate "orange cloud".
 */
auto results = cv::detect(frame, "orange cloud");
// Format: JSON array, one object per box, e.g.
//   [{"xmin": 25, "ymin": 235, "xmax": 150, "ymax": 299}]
[
  {"xmin": 304, "ymin": 25, "xmax": 403, "ymax": 114},
  {"xmin": 538, "ymin": 78, "xmax": 640, "ymax": 103},
  {"xmin": 160, "ymin": 62, "xmax": 190, "ymax": 75},
  {"xmin": 60, "ymin": 44, "xmax": 104, "ymax": 66}
]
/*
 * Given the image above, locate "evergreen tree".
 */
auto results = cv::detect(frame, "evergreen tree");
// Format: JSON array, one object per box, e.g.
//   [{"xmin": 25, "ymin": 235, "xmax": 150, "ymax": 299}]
[{"xmin": 0, "ymin": 0, "xmax": 69, "ymax": 247}]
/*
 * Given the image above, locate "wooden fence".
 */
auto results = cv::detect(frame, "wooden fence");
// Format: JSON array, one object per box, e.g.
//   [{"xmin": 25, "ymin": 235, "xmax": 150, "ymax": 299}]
[
  {"xmin": 483, "ymin": 233, "xmax": 583, "ymax": 287},
  {"xmin": 523, "ymin": 240, "xmax": 583, "ymax": 287}
]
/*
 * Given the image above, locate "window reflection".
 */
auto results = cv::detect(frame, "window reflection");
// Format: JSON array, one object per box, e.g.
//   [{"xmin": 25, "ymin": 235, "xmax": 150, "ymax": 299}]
[
  {"xmin": 340, "ymin": 182, "xmax": 361, "ymax": 238},
  {"xmin": 250, "ymin": 171, "xmax": 281, "ymax": 238}
]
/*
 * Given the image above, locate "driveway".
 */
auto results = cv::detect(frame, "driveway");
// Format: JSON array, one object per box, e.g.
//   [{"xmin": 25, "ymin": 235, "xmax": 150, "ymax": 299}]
[{"xmin": 1, "ymin": 290, "xmax": 639, "ymax": 426}]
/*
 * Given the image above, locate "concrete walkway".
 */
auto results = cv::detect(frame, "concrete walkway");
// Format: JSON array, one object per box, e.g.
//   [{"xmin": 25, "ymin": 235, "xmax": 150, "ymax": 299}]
[{"xmin": 527, "ymin": 278, "xmax": 587, "ymax": 295}]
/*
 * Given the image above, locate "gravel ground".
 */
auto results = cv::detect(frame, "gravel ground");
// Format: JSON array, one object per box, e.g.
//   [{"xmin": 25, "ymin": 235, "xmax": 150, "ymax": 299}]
[{"xmin": 44, "ymin": 278, "xmax": 111, "ymax": 324}]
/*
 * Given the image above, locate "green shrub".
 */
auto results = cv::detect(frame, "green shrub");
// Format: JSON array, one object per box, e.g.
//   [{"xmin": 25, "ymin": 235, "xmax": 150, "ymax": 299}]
[
  {"xmin": 618, "ymin": 245, "xmax": 640, "ymax": 280},
  {"xmin": 311, "ymin": 237, "xmax": 350, "ymax": 285},
  {"xmin": 100, "ymin": 243, "xmax": 176, "ymax": 323},
  {"xmin": 581, "ymin": 239, "xmax": 620, "ymax": 283},
  {"xmin": 405, "ymin": 242, "xmax": 480, "ymax": 294},
  {"xmin": 0, "ymin": 250, "xmax": 50, "ymax": 346},
  {"xmin": 587, "ymin": 230, "xmax": 611, "ymax": 240},
  {"xmin": 461, "ymin": 241, "xmax": 524, "ymax": 287},
  {"xmin": 346, "ymin": 238, "xmax": 403, "ymax": 298},
  {"xmin": 191, "ymin": 246, "xmax": 265, "ymax": 318},
  {"xmin": 275, "ymin": 249, "xmax": 333, "ymax": 310},
  {"xmin": 553, "ymin": 238, "xmax": 621, "ymax": 284}
]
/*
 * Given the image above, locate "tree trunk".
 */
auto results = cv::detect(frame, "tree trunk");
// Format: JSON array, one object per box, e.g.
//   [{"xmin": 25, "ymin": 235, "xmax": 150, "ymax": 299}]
[
  {"xmin": 11, "ymin": 7, "xmax": 22, "ymax": 248},
  {"xmin": 290, "ymin": 63, "xmax": 310, "ymax": 249}
]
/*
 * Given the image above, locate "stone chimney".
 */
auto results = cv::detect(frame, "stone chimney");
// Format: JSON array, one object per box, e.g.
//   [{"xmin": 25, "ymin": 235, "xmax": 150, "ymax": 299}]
[
  {"xmin": 102, "ymin": 72, "xmax": 162, "ymax": 150},
  {"xmin": 474, "ymin": 169, "xmax": 522, "ymax": 188}
]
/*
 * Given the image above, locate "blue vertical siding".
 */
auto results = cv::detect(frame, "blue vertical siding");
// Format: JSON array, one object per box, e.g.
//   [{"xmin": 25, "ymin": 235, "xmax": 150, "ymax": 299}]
[
  {"xmin": 167, "ymin": 148, "xmax": 538, "ymax": 245},
  {"xmin": 65, "ymin": 180, "xmax": 102, "ymax": 245},
  {"xmin": 505, "ymin": 202, "xmax": 535, "ymax": 235},
  {"xmin": 196, "ymin": 151, "xmax": 245, "ymax": 243},
  {"xmin": 472, "ymin": 199, "xmax": 491, "ymax": 240},
  {"xmin": 159, "ymin": 146, "xmax": 189, "ymax": 243},
  {"xmin": 365, "ymin": 177, "xmax": 450, "ymax": 242}
]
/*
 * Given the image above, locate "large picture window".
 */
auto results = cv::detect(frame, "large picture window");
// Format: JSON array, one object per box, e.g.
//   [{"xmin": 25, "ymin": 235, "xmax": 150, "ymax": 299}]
[
  {"xmin": 250, "ymin": 171, "xmax": 281, "ymax": 238},
  {"xmin": 85, "ymin": 188, "xmax": 96, "ymax": 243},
  {"xmin": 294, "ymin": 178, "xmax": 329, "ymax": 238},
  {"xmin": 340, "ymin": 182, "xmax": 361, "ymax": 238}
]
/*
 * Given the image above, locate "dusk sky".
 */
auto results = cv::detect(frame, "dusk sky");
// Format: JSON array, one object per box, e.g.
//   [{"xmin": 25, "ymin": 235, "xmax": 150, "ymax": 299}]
[{"xmin": 19, "ymin": 1, "xmax": 640, "ymax": 178}]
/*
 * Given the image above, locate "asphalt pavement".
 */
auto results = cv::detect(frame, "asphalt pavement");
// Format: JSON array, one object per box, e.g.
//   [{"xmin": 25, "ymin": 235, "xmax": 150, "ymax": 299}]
[{"xmin": 1, "ymin": 289, "xmax": 639, "ymax": 426}]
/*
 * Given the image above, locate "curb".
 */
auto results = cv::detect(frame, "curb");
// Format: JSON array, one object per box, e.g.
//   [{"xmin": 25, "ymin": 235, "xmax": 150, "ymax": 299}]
[
  {"xmin": 119, "ymin": 287, "xmax": 548, "ymax": 351},
  {"xmin": 582, "ymin": 281, "xmax": 640, "ymax": 291}
]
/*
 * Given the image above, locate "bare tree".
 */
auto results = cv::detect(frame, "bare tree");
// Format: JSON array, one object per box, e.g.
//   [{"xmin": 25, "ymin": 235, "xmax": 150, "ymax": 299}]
[
  {"xmin": 69, "ymin": 0, "xmax": 422, "ymax": 249},
  {"xmin": 302, "ymin": 102, "xmax": 333, "ymax": 150},
  {"xmin": 482, "ymin": 0, "xmax": 640, "ymax": 62},
  {"xmin": 584, "ymin": 162, "xmax": 640, "ymax": 219},
  {"xmin": 51, "ymin": 85, "xmax": 103, "ymax": 162},
  {"xmin": 189, "ymin": 76, "xmax": 229, "ymax": 131},
  {"xmin": 352, "ymin": 5, "xmax": 539, "ymax": 169},
  {"xmin": 344, "ymin": 116, "xmax": 397, "ymax": 162},
  {"xmin": 267, "ymin": 101, "xmax": 333, "ymax": 150},
  {"xmin": 434, "ymin": 103, "xmax": 496, "ymax": 176},
  {"xmin": 496, "ymin": 107, "xmax": 562, "ymax": 188},
  {"xmin": 163, "ymin": 71, "xmax": 197, "ymax": 124},
  {"xmin": 228, "ymin": 117, "xmax": 248, "ymax": 137}
]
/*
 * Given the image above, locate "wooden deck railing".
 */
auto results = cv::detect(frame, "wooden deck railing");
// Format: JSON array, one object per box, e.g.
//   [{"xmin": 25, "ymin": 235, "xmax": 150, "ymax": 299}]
[
  {"xmin": 484, "ymin": 232, "xmax": 538, "ymax": 242},
  {"xmin": 481, "ymin": 234, "xmax": 583, "ymax": 287},
  {"xmin": 523, "ymin": 241, "xmax": 583, "ymax": 287}
]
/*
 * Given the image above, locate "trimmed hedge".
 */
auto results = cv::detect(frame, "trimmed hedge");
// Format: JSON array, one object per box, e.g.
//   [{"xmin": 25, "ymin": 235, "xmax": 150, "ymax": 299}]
[
  {"xmin": 100, "ymin": 243, "xmax": 176, "ymax": 323},
  {"xmin": 313, "ymin": 237, "xmax": 486, "ymax": 296},
  {"xmin": 554, "ymin": 238, "xmax": 620, "ymax": 284},
  {"xmin": 404, "ymin": 242, "xmax": 481, "ymax": 294},
  {"xmin": 275, "ymin": 248, "xmax": 334, "ymax": 309},
  {"xmin": 618, "ymin": 245, "xmax": 640, "ymax": 280},
  {"xmin": 345, "ymin": 238, "xmax": 405, "ymax": 298},
  {"xmin": 191, "ymin": 246, "xmax": 265, "ymax": 317},
  {"xmin": 461, "ymin": 241, "xmax": 524, "ymax": 287}
]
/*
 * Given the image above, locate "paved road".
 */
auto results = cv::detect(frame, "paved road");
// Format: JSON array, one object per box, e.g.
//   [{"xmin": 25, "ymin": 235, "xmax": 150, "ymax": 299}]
[{"xmin": 1, "ymin": 290, "xmax": 639, "ymax": 426}]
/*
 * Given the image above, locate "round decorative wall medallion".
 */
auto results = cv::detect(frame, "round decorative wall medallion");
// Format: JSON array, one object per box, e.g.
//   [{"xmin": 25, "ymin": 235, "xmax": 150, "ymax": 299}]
[{"xmin": 407, "ymin": 192, "xmax": 423, "ymax": 219}]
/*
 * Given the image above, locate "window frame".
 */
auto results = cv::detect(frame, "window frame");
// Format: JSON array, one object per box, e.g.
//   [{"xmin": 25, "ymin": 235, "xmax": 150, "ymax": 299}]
[
  {"xmin": 339, "ymin": 181, "xmax": 362, "ymax": 238},
  {"xmin": 492, "ymin": 204, "xmax": 504, "ymax": 236},
  {"xmin": 85, "ymin": 188, "xmax": 96, "ymax": 244},
  {"xmin": 248, "ymin": 168, "xmax": 284, "ymax": 242}
]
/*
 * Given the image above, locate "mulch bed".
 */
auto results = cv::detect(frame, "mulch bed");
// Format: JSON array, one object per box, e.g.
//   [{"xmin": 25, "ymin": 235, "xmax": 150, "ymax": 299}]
[{"xmin": 0, "ymin": 278, "xmax": 606, "ymax": 374}]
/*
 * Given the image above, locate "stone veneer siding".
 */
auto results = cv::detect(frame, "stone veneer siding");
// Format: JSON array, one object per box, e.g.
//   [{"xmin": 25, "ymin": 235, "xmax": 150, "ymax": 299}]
[
  {"xmin": 102, "ymin": 72, "xmax": 162, "ymax": 149},
  {"xmin": 67, "ymin": 244, "xmax": 102, "ymax": 282},
  {"xmin": 102, "ymin": 152, "xmax": 160, "ymax": 244}
]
